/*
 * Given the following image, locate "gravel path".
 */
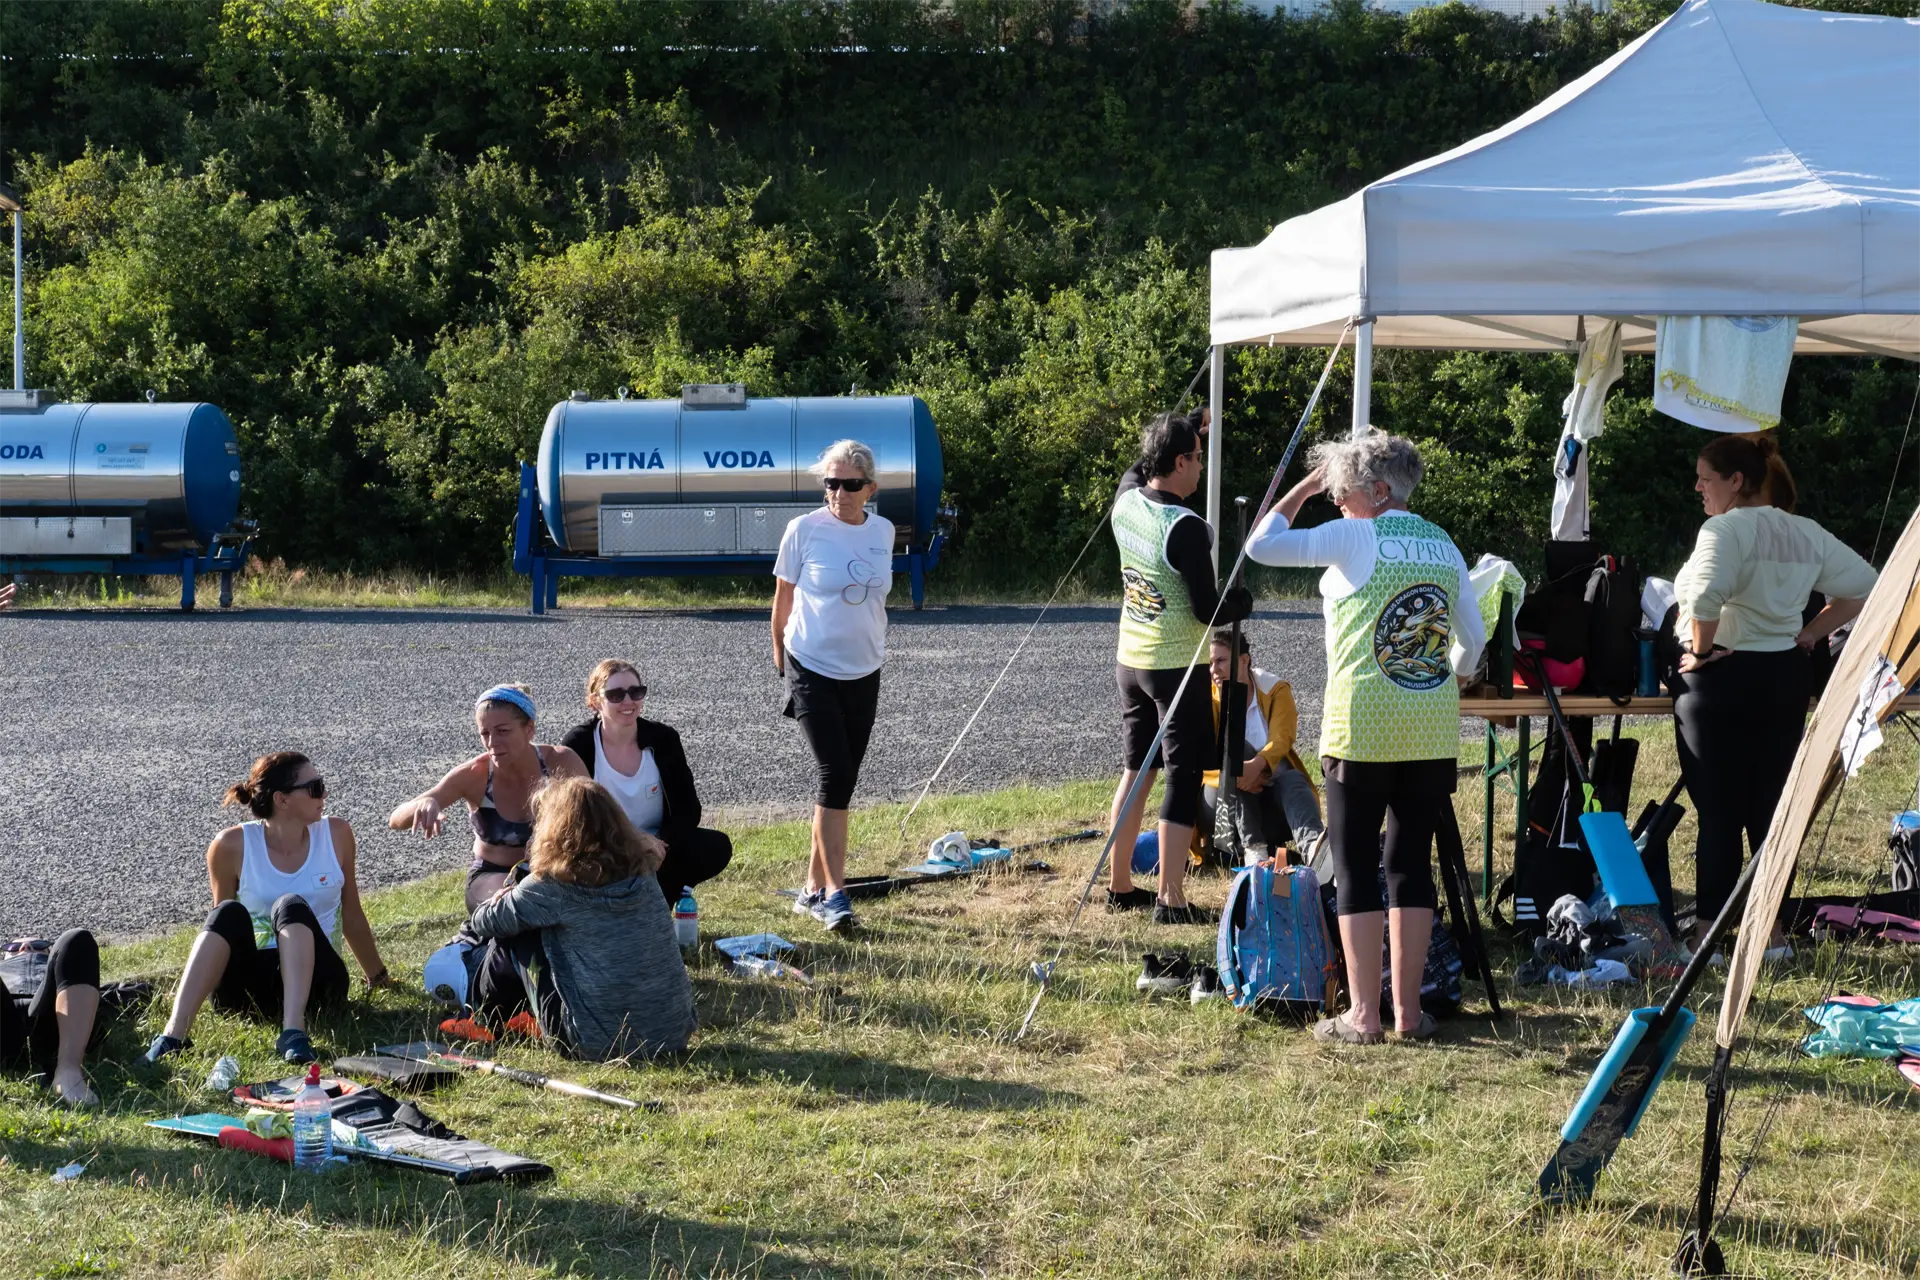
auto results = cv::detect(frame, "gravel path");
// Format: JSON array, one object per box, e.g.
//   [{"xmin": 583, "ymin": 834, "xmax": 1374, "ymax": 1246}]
[{"xmin": 0, "ymin": 603, "xmax": 1326, "ymax": 938}]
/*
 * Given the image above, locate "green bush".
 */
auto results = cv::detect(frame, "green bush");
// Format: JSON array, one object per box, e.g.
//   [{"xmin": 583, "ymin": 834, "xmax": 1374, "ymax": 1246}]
[{"xmin": 1, "ymin": 0, "xmax": 1913, "ymax": 585}]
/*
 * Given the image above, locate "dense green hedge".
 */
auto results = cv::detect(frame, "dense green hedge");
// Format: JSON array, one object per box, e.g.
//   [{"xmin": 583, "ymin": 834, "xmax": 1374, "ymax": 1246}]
[{"xmin": 2, "ymin": 0, "xmax": 1914, "ymax": 587}]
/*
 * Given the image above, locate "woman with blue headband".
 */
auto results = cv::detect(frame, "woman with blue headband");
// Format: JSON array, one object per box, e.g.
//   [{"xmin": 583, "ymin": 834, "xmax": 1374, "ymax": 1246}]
[{"xmin": 389, "ymin": 684, "xmax": 588, "ymax": 910}]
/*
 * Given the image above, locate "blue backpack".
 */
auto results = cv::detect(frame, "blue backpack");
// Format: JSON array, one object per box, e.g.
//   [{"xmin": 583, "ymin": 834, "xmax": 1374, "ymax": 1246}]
[{"xmin": 1216, "ymin": 862, "xmax": 1335, "ymax": 1013}]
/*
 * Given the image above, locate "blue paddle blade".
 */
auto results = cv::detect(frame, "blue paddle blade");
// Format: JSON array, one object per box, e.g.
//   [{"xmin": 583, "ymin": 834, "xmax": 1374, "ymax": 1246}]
[
  {"xmin": 1539, "ymin": 1005, "xmax": 1696, "ymax": 1204},
  {"xmin": 1561, "ymin": 1006, "xmax": 1696, "ymax": 1142},
  {"xmin": 1579, "ymin": 810, "xmax": 1661, "ymax": 909},
  {"xmin": 147, "ymin": 1114, "xmax": 243, "ymax": 1140}
]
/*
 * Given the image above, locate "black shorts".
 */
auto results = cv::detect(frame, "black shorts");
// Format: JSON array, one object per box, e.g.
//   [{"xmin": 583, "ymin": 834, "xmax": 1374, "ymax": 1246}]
[{"xmin": 1116, "ymin": 663, "xmax": 1214, "ymax": 776}]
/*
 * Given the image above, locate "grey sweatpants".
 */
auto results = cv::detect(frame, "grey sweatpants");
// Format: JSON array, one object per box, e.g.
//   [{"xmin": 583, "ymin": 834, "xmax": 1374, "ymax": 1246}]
[{"xmin": 1203, "ymin": 762, "xmax": 1324, "ymax": 862}]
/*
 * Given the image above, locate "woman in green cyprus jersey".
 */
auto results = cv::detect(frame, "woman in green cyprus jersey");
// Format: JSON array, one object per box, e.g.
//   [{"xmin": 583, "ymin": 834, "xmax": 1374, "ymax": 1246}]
[{"xmin": 1246, "ymin": 433, "xmax": 1483, "ymax": 1044}]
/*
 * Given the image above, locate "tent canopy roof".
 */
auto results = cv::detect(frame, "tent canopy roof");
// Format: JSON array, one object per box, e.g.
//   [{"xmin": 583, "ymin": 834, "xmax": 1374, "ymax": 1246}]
[{"xmin": 1209, "ymin": 0, "xmax": 1920, "ymax": 359}]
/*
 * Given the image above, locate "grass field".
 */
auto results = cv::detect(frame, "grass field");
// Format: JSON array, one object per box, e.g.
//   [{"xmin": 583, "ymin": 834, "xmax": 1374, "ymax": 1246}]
[
  {"xmin": 5, "ymin": 561, "xmax": 1325, "ymax": 612},
  {"xmin": 2, "ymin": 731, "xmax": 1915, "ymax": 1279}
]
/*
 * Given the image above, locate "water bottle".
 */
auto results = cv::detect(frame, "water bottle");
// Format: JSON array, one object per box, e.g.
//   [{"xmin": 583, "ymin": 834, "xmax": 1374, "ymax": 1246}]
[
  {"xmin": 732, "ymin": 955, "xmax": 780, "ymax": 980},
  {"xmin": 673, "ymin": 887, "xmax": 699, "ymax": 949},
  {"xmin": 1634, "ymin": 627, "xmax": 1660, "ymax": 698},
  {"xmin": 291, "ymin": 1063, "xmax": 333, "ymax": 1172},
  {"xmin": 202, "ymin": 1055, "xmax": 241, "ymax": 1095}
]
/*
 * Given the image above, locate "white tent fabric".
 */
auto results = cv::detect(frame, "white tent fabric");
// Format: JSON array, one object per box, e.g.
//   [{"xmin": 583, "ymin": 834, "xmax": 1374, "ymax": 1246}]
[{"xmin": 1209, "ymin": 0, "xmax": 1920, "ymax": 360}]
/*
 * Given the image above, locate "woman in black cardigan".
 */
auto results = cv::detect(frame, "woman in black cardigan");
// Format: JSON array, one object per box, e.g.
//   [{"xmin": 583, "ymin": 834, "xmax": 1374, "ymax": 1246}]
[{"xmin": 560, "ymin": 660, "xmax": 733, "ymax": 901}]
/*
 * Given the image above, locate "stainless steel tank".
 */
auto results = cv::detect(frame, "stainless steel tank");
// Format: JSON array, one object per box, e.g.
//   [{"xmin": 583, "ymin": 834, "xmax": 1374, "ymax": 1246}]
[
  {"xmin": 0, "ymin": 400, "xmax": 242, "ymax": 553},
  {"xmin": 537, "ymin": 391, "xmax": 943, "ymax": 556}
]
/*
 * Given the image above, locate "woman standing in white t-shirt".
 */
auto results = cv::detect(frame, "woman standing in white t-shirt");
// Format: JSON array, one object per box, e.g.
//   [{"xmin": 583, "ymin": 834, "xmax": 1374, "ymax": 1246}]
[{"xmin": 772, "ymin": 439, "xmax": 895, "ymax": 934}]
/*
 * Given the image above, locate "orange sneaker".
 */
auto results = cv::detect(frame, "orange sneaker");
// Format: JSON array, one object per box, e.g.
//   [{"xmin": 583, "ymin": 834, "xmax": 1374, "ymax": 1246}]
[
  {"xmin": 504, "ymin": 1011, "xmax": 543, "ymax": 1039},
  {"xmin": 438, "ymin": 1015, "xmax": 495, "ymax": 1043}
]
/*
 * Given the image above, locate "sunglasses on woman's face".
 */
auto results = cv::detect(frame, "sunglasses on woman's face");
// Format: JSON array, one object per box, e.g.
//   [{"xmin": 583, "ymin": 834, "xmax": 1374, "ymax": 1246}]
[
  {"xmin": 286, "ymin": 777, "xmax": 326, "ymax": 800},
  {"xmin": 602, "ymin": 685, "xmax": 647, "ymax": 703},
  {"xmin": 822, "ymin": 476, "xmax": 870, "ymax": 493}
]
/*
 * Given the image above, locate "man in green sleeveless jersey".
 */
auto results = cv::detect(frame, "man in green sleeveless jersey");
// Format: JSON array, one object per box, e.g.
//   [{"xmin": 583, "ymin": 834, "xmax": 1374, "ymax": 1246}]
[{"xmin": 1107, "ymin": 410, "xmax": 1252, "ymax": 925}]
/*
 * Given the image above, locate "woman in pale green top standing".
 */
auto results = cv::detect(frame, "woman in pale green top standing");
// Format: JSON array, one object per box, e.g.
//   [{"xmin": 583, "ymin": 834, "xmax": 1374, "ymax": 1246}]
[{"xmin": 1673, "ymin": 434, "xmax": 1875, "ymax": 946}]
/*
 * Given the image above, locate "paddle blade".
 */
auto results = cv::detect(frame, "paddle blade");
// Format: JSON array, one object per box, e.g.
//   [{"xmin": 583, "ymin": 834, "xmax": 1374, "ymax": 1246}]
[
  {"xmin": 373, "ymin": 1041, "xmax": 484, "ymax": 1064},
  {"xmin": 1538, "ymin": 1005, "xmax": 1696, "ymax": 1204},
  {"xmin": 1580, "ymin": 811, "xmax": 1660, "ymax": 908}
]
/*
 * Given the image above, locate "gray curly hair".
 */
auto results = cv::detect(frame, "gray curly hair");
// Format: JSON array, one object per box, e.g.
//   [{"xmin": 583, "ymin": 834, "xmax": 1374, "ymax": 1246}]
[
  {"xmin": 1308, "ymin": 431, "xmax": 1424, "ymax": 504},
  {"xmin": 808, "ymin": 438, "xmax": 876, "ymax": 483}
]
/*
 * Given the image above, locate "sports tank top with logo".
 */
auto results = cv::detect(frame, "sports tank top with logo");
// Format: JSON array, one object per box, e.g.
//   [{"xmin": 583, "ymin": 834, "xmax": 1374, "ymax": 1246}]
[
  {"xmin": 594, "ymin": 725, "xmax": 665, "ymax": 836},
  {"xmin": 237, "ymin": 820, "xmax": 344, "ymax": 949},
  {"xmin": 1112, "ymin": 487, "xmax": 1210, "ymax": 670},
  {"xmin": 1322, "ymin": 513, "xmax": 1464, "ymax": 762}
]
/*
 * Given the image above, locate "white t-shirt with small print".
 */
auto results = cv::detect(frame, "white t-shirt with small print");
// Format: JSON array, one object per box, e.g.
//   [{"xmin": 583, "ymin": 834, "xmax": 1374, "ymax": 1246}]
[{"xmin": 773, "ymin": 506, "xmax": 894, "ymax": 680}]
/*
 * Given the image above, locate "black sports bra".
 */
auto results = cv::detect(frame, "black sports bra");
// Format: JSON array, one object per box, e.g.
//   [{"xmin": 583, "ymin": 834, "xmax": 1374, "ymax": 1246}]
[{"xmin": 470, "ymin": 748, "xmax": 548, "ymax": 848}]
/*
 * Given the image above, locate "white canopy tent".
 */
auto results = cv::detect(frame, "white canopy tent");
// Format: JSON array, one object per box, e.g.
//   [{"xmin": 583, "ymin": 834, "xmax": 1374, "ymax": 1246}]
[{"xmin": 1203, "ymin": 0, "xmax": 1920, "ymax": 534}]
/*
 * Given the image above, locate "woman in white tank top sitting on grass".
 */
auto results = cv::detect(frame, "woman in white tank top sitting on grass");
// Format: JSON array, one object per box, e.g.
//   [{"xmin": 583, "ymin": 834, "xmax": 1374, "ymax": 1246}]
[
  {"xmin": 143, "ymin": 753, "xmax": 391, "ymax": 1067},
  {"xmin": 559, "ymin": 660, "xmax": 733, "ymax": 903}
]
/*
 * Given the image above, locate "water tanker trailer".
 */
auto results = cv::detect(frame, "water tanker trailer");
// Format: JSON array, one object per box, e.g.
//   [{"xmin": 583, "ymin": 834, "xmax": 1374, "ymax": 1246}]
[
  {"xmin": 0, "ymin": 391, "xmax": 253, "ymax": 608},
  {"xmin": 513, "ymin": 385, "xmax": 946, "ymax": 612}
]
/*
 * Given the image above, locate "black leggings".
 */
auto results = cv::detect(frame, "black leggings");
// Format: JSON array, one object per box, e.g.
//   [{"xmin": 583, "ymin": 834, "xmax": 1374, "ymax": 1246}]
[
  {"xmin": 472, "ymin": 931, "xmax": 573, "ymax": 1055},
  {"xmin": 1322, "ymin": 757, "xmax": 1453, "ymax": 915},
  {"xmin": 0, "ymin": 929, "xmax": 100, "ymax": 1074},
  {"xmin": 785, "ymin": 656, "xmax": 881, "ymax": 810},
  {"xmin": 1674, "ymin": 647, "xmax": 1809, "ymax": 922},
  {"xmin": 203, "ymin": 897, "xmax": 350, "ymax": 1020},
  {"xmin": 1116, "ymin": 663, "xmax": 1212, "ymax": 826},
  {"xmin": 655, "ymin": 827, "xmax": 734, "ymax": 900}
]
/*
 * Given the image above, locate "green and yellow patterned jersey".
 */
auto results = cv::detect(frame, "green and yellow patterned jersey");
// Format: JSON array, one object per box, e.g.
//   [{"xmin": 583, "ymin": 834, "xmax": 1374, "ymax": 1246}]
[
  {"xmin": 1112, "ymin": 486, "xmax": 1211, "ymax": 670},
  {"xmin": 1318, "ymin": 513, "xmax": 1466, "ymax": 761}
]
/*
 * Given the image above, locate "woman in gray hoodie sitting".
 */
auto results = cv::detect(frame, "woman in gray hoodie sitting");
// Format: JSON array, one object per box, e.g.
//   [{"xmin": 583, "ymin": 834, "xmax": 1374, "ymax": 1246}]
[{"xmin": 466, "ymin": 777, "xmax": 694, "ymax": 1060}]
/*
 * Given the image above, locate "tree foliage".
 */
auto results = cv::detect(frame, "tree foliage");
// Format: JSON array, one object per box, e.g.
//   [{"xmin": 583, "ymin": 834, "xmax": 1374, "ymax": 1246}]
[{"xmin": 1, "ymin": 0, "xmax": 1913, "ymax": 583}]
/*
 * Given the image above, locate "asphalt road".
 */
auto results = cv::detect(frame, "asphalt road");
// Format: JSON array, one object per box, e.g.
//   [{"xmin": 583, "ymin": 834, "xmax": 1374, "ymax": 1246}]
[{"xmin": 0, "ymin": 603, "xmax": 1327, "ymax": 937}]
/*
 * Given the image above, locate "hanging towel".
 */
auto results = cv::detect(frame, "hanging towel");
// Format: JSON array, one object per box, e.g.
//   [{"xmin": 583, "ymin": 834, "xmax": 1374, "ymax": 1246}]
[
  {"xmin": 1653, "ymin": 316, "xmax": 1798, "ymax": 432},
  {"xmin": 1469, "ymin": 554, "xmax": 1525, "ymax": 648},
  {"xmin": 1549, "ymin": 321, "xmax": 1623, "ymax": 541}
]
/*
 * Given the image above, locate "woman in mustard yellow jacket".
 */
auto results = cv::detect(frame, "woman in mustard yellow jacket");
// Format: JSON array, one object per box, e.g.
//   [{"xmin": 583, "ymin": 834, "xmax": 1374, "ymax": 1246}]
[{"xmin": 1199, "ymin": 632, "xmax": 1323, "ymax": 864}]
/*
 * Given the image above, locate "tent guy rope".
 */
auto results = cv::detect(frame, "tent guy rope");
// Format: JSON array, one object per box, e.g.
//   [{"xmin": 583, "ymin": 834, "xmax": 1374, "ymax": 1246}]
[{"xmin": 1014, "ymin": 324, "xmax": 1353, "ymax": 1042}]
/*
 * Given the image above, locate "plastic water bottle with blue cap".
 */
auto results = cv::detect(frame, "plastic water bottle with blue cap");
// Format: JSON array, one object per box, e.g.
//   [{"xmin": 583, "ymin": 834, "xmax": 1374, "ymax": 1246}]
[
  {"xmin": 291, "ymin": 1063, "xmax": 333, "ymax": 1172},
  {"xmin": 673, "ymin": 887, "xmax": 699, "ymax": 949}
]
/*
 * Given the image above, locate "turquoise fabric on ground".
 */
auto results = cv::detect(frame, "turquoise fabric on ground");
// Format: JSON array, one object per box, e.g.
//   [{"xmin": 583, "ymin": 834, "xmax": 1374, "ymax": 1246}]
[{"xmin": 1801, "ymin": 997, "xmax": 1920, "ymax": 1059}]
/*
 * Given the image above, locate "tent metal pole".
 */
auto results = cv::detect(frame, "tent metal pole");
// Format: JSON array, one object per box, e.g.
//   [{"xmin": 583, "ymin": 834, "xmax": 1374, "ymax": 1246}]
[
  {"xmin": 1351, "ymin": 320, "xmax": 1373, "ymax": 437},
  {"xmin": 1207, "ymin": 342, "xmax": 1225, "ymax": 573}
]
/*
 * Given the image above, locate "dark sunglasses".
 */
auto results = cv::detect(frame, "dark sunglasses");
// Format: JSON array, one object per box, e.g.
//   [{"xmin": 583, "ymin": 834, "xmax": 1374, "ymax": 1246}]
[
  {"xmin": 822, "ymin": 476, "xmax": 870, "ymax": 493},
  {"xmin": 601, "ymin": 685, "xmax": 647, "ymax": 703},
  {"xmin": 285, "ymin": 777, "xmax": 326, "ymax": 800}
]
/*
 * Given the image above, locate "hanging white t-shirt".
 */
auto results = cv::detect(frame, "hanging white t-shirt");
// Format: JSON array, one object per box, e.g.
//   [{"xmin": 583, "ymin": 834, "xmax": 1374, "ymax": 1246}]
[
  {"xmin": 593, "ymin": 725, "xmax": 666, "ymax": 835},
  {"xmin": 773, "ymin": 505, "xmax": 895, "ymax": 680}
]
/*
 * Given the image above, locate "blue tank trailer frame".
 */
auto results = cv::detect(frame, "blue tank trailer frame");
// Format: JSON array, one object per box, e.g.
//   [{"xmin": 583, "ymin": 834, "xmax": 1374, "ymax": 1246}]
[{"xmin": 510, "ymin": 462, "xmax": 944, "ymax": 614}]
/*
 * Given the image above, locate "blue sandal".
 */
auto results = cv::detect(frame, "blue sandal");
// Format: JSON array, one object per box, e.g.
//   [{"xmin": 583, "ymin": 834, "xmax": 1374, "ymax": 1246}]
[{"xmin": 276, "ymin": 1028, "xmax": 318, "ymax": 1065}]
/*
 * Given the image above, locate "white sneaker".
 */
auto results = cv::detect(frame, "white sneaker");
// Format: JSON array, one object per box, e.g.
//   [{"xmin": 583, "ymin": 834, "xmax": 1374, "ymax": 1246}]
[
  {"xmin": 1703, "ymin": 943, "xmax": 1793, "ymax": 970},
  {"xmin": 792, "ymin": 888, "xmax": 823, "ymax": 917}
]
